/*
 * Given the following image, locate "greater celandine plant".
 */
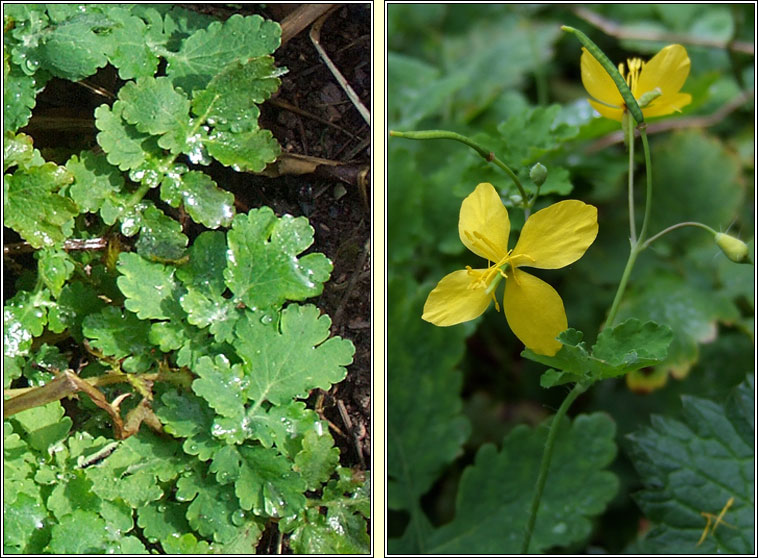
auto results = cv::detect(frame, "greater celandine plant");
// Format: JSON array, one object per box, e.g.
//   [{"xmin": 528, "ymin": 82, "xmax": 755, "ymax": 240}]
[{"xmin": 390, "ymin": 25, "xmax": 751, "ymax": 553}]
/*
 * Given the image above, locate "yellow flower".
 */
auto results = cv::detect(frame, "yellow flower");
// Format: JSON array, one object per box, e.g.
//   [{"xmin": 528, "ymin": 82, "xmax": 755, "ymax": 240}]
[
  {"xmin": 581, "ymin": 44, "xmax": 692, "ymax": 122},
  {"xmin": 422, "ymin": 183, "xmax": 598, "ymax": 356}
]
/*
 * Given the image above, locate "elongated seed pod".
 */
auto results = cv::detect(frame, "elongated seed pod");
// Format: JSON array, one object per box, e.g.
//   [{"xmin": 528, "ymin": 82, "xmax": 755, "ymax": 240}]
[{"xmin": 561, "ymin": 25, "xmax": 645, "ymax": 124}]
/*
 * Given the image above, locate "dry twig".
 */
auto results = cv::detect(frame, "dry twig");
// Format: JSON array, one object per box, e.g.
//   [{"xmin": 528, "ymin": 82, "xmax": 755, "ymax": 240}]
[{"xmin": 310, "ymin": 10, "xmax": 370, "ymax": 125}]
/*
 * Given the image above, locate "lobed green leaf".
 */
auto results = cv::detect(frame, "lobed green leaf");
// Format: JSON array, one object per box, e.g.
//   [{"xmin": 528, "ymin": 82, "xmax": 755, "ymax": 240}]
[
  {"xmin": 627, "ymin": 375, "xmax": 754, "ymax": 554},
  {"xmin": 4, "ymin": 162, "xmax": 77, "ymax": 248},
  {"xmin": 423, "ymin": 413, "xmax": 618, "ymax": 554},
  {"xmin": 522, "ymin": 319, "xmax": 673, "ymax": 387},
  {"xmin": 234, "ymin": 305, "xmax": 354, "ymax": 406},
  {"xmin": 224, "ymin": 209, "xmax": 333, "ymax": 311}
]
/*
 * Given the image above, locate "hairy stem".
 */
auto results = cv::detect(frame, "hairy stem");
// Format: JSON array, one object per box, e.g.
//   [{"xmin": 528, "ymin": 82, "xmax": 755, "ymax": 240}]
[{"xmin": 389, "ymin": 129, "xmax": 528, "ymax": 202}]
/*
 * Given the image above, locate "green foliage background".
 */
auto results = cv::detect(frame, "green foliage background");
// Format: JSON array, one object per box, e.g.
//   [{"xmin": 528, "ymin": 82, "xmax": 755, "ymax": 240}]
[{"xmin": 387, "ymin": 4, "xmax": 754, "ymax": 554}]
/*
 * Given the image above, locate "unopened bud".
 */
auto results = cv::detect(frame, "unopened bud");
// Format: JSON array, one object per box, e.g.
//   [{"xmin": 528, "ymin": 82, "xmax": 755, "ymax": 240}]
[
  {"xmin": 715, "ymin": 232, "xmax": 751, "ymax": 264},
  {"xmin": 529, "ymin": 163, "xmax": 547, "ymax": 187},
  {"xmin": 638, "ymin": 87, "xmax": 662, "ymax": 108}
]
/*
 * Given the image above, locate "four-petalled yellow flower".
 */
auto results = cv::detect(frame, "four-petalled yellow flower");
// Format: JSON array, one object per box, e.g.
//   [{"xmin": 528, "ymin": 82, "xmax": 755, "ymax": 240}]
[
  {"xmin": 581, "ymin": 44, "xmax": 691, "ymax": 121},
  {"xmin": 422, "ymin": 183, "xmax": 598, "ymax": 356}
]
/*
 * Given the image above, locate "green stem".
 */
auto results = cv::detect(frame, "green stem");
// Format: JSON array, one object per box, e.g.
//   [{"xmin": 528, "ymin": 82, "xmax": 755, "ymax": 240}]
[
  {"xmin": 125, "ymin": 181, "xmax": 152, "ymax": 209},
  {"xmin": 521, "ymin": 381, "xmax": 588, "ymax": 553},
  {"xmin": 605, "ymin": 125, "xmax": 655, "ymax": 327},
  {"xmin": 389, "ymin": 129, "xmax": 528, "ymax": 202},
  {"xmin": 605, "ymin": 243, "xmax": 641, "ymax": 328},
  {"xmin": 636, "ymin": 127, "xmax": 654, "ymax": 243},
  {"xmin": 626, "ymin": 118, "xmax": 636, "ymax": 243},
  {"xmin": 641, "ymin": 221, "xmax": 717, "ymax": 251}
]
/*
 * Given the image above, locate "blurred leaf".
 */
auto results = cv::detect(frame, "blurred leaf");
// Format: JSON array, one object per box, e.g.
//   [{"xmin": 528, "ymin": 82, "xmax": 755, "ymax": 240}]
[
  {"xmin": 387, "ymin": 52, "xmax": 467, "ymax": 129},
  {"xmin": 387, "ymin": 276, "xmax": 471, "ymax": 550},
  {"xmin": 627, "ymin": 374, "xmax": 754, "ymax": 554},
  {"xmin": 650, "ymin": 131, "xmax": 743, "ymax": 240},
  {"xmin": 617, "ymin": 273, "xmax": 739, "ymax": 385},
  {"xmin": 424, "ymin": 413, "xmax": 618, "ymax": 553},
  {"xmin": 441, "ymin": 13, "xmax": 561, "ymax": 121}
]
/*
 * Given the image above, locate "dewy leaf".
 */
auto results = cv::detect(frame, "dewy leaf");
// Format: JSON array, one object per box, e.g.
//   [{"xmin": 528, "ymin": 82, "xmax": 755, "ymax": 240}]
[
  {"xmin": 160, "ymin": 170, "xmax": 235, "ymax": 229},
  {"xmin": 10, "ymin": 401, "xmax": 72, "ymax": 454},
  {"xmin": 176, "ymin": 465, "xmax": 243, "ymax": 544},
  {"xmin": 36, "ymin": 248, "xmax": 75, "ymax": 297},
  {"xmin": 82, "ymin": 306, "xmax": 154, "ymax": 372},
  {"xmin": 191, "ymin": 56, "xmax": 282, "ymax": 134},
  {"xmin": 288, "ymin": 468, "xmax": 370, "ymax": 554},
  {"xmin": 293, "ymin": 428, "xmax": 340, "ymax": 491},
  {"xmin": 627, "ymin": 374, "xmax": 754, "ymax": 554},
  {"xmin": 94, "ymin": 102, "xmax": 154, "ymax": 171},
  {"xmin": 104, "ymin": 8, "xmax": 162, "ymax": 80},
  {"xmin": 4, "ymin": 161, "xmax": 77, "ymax": 248},
  {"xmin": 166, "ymin": 14, "xmax": 281, "ymax": 93},
  {"xmin": 236, "ymin": 445, "xmax": 307, "ymax": 518},
  {"xmin": 4, "ymin": 131, "xmax": 45, "ymax": 172},
  {"xmin": 116, "ymin": 252, "xmax": 183, "ymax": 320},
  {"xmin": 176, "ymin": 230, "xmax": 228, "ymax": 294},
  {"xmin": 157, "ymin": 389, "xmax": 218, "ymax": 461},
  {"xmin": 522, "ymin": 319, "xmax": 673, "ymax": 386},
  {"xmin": 204, "ymin": 128, "xmax": 280, "ymax": 172},
  {"xmin": 235, "ymin": 305, "xmax": 354, "ymax": 406},
  {"xmin": 3, "ymin": 63, "xmax": 43, "ymax": 133},
  {"xmin": 119, "ymin": 76, "xmax": 191, "ymax": 152},
  {"xmin": 191, "ymin": 355, "xmax": 247, "ymax": 420},
  {"xmin": 40, "ymin": 19, "xmax": 111, "ymax": 81},
  {"xmin": 66, "ymin": 151, "xmax": 125, "ymax": 213},
  {"xmin": 131, "ymin": 203, "xmax": 189, "ymax": 262},
  {"xmin": 224, "ymin": 209, "xmax": 333, "ymax": 310},
  {"xmin": 424, "ymin": 413, "xmax": 619, "ymax": 554},
  {"xmin": 4, "ymin": 289, "xmax": 52, "ymax": 358}
]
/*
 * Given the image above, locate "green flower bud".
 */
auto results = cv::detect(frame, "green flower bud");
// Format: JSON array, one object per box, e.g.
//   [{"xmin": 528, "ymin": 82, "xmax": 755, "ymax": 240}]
[
  {"xmin": 715, "ymin": 232, "xmax": 751, "ymax": 264},
  {"xmin": 638, "ymin": 87, "xmax": 662, "ymax": 108},
  {"xmin": 529, "ymin": 162, "xmax": 547, "ymax": 187}
]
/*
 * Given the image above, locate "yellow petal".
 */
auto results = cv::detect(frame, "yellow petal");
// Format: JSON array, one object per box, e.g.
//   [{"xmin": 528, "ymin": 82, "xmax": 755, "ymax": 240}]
[
  {"xmin": 422, "ymin": 269, "xmax": 492, "ymax": 326},
  {"xmin": 643, "ymin": 92, "xmax": 692, "ymax": 118},
  {"xmin": 512, "ymin": 200, "xmax": 598, "ymax": 269},
  {"xmin": 503, "ymin": 269, "xmax": 566, "ymax": 356},
  {"xmin": 636, "ymin": 44, "xmax": 690, "ymax": 101},
  {"xmin": 458, "ymin": 183, "xmax": 510, "ymax": 262},
  {"xmin": 581, "ymin": 47, "xmax": 624, "ymax": 110}
]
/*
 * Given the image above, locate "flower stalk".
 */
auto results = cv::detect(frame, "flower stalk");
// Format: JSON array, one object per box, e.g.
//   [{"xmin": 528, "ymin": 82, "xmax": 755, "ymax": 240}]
[
  {"xmin": 389, "ymin": 129, "xmax": 529, "ymax": 204},
  {"xmin": 521, "ymin": 381, "xmax": 589, "ymax": 553}
]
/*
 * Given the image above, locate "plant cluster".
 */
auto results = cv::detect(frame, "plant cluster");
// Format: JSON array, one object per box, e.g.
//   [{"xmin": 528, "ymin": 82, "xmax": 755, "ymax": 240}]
[{"xmin": 4, "ymin": 4, "xmax": 368, "ymax": 554}]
